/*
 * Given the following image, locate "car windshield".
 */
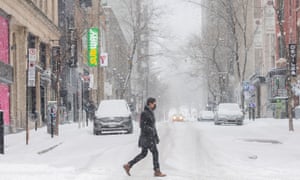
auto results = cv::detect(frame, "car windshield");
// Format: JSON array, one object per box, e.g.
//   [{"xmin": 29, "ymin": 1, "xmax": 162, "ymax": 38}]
[
  {"xmin": 202, "ymin": 111, "xmax": 213, "ymax": 114},
  {"xmin": 219, "ymin": 104, "xmax": 240, "ymax": 111},
  {"xmin": 97, "ymin": 100, "xmax": 130, "ymax": 116}
]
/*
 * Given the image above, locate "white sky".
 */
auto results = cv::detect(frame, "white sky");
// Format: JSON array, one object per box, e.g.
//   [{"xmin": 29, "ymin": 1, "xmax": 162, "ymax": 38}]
[
  {"xmin": 107, "ymin": 0, "xmax": 205, "ymax": 108},
  {"xmin": 156, "ymin": 0, "xmax": 202, "ymax": 40},
  {"xmin": 152, "ymin": 0, "xmax": 204, "ymax": 109}
]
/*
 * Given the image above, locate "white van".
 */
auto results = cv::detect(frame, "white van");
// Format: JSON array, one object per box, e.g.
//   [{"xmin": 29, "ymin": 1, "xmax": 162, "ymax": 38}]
[{"xmin": 93, "ymin": 99, "xmax": 133, "ymax": 135}]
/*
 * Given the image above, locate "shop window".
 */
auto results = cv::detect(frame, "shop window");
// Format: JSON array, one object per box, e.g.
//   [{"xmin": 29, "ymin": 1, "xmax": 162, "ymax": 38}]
[
  {"xmin": 278, "ymin": 36, "xmax": 285, "ymax": 58},
  {"xmin": 40, "ymin": 43, "xmax": 46, "ymax": 69}
]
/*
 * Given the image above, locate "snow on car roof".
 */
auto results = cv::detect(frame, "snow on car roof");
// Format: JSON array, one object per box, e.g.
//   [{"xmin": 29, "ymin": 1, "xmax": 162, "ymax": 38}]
[
  {"xmin": 219, "ymin": 103, "xmax": 240, "ymax": 108},
  {"xmin": 96, "ymin": 99, "xmax": 131, "ymax": 117}
]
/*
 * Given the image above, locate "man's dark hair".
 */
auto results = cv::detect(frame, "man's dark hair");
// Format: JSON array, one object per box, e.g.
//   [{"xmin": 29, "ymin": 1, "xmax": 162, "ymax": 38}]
[{"xmin": 146, "ymin": 97, "xmax": 156, "ymax": 105}]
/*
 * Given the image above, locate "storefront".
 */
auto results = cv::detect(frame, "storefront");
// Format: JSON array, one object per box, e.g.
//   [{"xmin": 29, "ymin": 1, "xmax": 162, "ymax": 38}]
[
  {"xmin": 268, "ymin": 68, "xmax": 288, "ymax": 118},
  {"xmin": 0, "ymin": 13, "xmax": 11, "ymax": 128}
]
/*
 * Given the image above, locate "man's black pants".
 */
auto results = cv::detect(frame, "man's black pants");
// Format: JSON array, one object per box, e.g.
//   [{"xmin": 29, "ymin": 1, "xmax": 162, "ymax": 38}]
[{"xmin": 128, "ymin": 145, "xmax": 160, "ymax": 170}]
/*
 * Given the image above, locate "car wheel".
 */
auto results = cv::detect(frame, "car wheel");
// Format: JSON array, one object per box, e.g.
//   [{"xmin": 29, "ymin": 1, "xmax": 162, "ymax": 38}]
[
  {"xmin": 127, "ymin": 129, "xmax": 133, "ymax": 134},
  {"xmin": 93, "ymin": 129, "xmax": 98, "ymax": 135},
  {"xmin": 127, "ymin": 124, "xmax": 133, "ymax": 134}
]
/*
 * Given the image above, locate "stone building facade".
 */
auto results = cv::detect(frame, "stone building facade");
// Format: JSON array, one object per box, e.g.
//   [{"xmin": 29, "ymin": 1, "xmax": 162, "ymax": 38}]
[{"xmin": 0, "ymin": 0, "xmax": 60, "ymax": 132}]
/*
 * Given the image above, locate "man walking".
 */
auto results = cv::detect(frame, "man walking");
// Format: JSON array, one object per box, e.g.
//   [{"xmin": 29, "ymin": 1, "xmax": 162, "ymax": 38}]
[{"xmin": 123, "ymin": 97, "xmax": 166, "ymax": 177}]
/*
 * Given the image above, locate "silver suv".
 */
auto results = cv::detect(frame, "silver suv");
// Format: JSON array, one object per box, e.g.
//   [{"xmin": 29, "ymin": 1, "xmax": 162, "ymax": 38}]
[{"xmin": 214, "ymin": 103, "xmax": 244, "ymax": 125}]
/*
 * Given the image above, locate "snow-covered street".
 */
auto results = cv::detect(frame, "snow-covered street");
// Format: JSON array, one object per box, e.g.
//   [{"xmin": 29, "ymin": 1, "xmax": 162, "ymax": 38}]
[{"xmin": 1, "ymin": 118, "xmax": 300, "ymax": 180}]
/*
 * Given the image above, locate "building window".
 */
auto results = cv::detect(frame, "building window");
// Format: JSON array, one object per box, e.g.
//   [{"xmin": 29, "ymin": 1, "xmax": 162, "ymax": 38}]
[
  {"xmin": 39, "ymin": 0, "xmax": 43, "ymax": 10},
  {"xmin": 289, "ymin": 0, "xmax": 292, "ymax": 15},
  {"xmin": 278, "ymin": 36, "xmax": 285, "ymax": 58},
  {"xmin": 255, "ymin": 48, "xmax": 263, "ymax": 74},
  {"xmin": 276, "ymin": 0, "xmax": 285, "ymax": 21},
  {"xmin": 45, "ymin": 0, "xmax": 48, "ymax": 15},
  {"xmin": 40, "ymin": 43, "xmax": 47, "ymax": 69},
  {"xmin": 254, "ymin": 0, "xmax": 262, "ymax": 18},
  {"xmin": 79, "ymin": 0, "xmax": 92, "ymax": 8}
]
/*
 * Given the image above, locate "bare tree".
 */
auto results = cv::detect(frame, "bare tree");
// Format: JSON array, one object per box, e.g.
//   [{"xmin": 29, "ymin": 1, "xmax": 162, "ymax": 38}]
[
  {"xmin": 184, "ymin": 21, "xmax": 232, "ymax": 103},
  {"xmin": 187, "ymin": 0, "xmax": 257, "ymax": 111},
  {"xmin": 114, "ymin": 0, "xmax": 163, "ymax": 98}
]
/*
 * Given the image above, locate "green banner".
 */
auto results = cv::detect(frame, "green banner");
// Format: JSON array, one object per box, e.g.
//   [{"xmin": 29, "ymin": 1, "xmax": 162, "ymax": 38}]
[{"xmin": 87, "ymin": 28, "xmax": 99, "ymax": 67}]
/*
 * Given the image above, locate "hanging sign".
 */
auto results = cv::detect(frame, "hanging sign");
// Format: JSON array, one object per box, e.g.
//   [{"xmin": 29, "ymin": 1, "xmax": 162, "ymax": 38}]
[
  {"xmin": 289, "ymin": 44, "xmax": 297, "ymax": 77},
  {"xmin": 100, "ymin": 53, "xmax": 108, "ymax": 67},
  {"xmin": 28, "ymin": 48, "xmax": 37, "ymax": 87},
  {"xmin": 87, "ymin": 28, "xmax": 99, "ymax": 67}
]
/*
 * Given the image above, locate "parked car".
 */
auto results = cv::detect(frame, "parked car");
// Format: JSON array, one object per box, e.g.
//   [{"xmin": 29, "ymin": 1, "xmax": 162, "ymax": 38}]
[
  {"xmin": 198, "ymin": 110, "xmax": 215, "ymax": 121},
  {"xmin": 214, "ymin": 103, "xmax": 244, "ymax": 125},
  {"xmin": 172, "ymin": 114, "xmax": 184, "ymax": 122},
  {"xmin": 93, "ymin": 99, "xmax": 133, "ymax": 135}
]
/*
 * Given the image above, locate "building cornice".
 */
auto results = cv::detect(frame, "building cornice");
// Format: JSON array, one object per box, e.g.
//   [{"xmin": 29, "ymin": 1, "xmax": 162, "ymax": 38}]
[
  {"xmin": 20, "ymin": 0, "xmax": 61, "ymax": 37},
  {"xmin": 1, "ymin": 0, "xmax": 61, "ymax": 42}
]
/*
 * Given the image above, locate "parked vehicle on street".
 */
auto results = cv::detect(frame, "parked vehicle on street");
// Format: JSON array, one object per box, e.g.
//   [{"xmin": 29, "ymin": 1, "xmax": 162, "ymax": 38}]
[
  {"xmin": 93, "ymin": 99, "xmax": 133, "ymax": 135},
  {"xmin": 214, "ymin": 103, "xmax": 244, "ymax": 125},
  {"xmin": 198, "ymin": 110, "xmax": 215, "ymax": 121}
]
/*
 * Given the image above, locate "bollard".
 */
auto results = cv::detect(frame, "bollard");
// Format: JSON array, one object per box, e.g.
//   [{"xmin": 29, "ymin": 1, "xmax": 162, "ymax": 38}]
[{"xmin": 0, "ymin": 110, "xmax": 4, "ymax": 154}]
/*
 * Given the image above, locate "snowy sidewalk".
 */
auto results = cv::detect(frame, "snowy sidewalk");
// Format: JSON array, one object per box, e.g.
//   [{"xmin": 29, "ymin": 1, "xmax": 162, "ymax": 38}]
[{"xmin": 1, "ymin": 119, "xmax": 300, "ymax": 180}]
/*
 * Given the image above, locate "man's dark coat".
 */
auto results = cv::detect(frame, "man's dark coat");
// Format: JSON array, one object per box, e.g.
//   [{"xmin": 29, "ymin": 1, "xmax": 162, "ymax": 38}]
[{"xmin": 138, "ymin": 106, "xmax": 159, "ymax": 148}]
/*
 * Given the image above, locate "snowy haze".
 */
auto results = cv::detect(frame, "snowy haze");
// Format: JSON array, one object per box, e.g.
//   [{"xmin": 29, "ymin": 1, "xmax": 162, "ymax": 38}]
[
  {"xmin": 151, "ymin": 0, "xmax": 204, "ymax": 110},
  {"xmin": 1, "ymin": 118, "xmax": 300, "ymax": 179},
  {"xmin": 105, "ymin": 0, "xmax": 205, "ymax": 112}
]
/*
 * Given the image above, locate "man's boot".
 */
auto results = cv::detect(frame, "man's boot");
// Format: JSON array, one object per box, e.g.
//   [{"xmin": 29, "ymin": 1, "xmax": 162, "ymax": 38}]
[
  {"xmin": 154, "ymin": 169, "xmax": 166, "ymax": 177},
  {"xmin": 123, "ymin": 164, "xmax": 131, "ymax": 176}
]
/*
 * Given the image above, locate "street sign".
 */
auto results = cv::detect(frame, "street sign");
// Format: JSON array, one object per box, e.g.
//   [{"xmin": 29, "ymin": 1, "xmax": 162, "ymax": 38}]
[
  {"xmin": 28, "ymin": 48, "xmax": 37, "ymax": 61},
  {"xmin": 28, "ymin": 48, "xmax": 37, "ymax": 87},
  {"xmin": 289, "ymin": 44, "xmax": 297, "ymax": 76},
  {"xmin": 100, "ymin": 52, "xmax": 108, "ymax": 67}
]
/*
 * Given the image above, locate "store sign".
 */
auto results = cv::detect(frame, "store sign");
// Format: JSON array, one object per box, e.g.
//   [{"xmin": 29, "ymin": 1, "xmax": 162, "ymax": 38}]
[
  {"xmin": 289, "ymin": 44, "xmax": 297, "ymax": 77},
  {"xmin": 87, "ymin": 28, "xmax": 99, "ymax": 67},
  {"xmin": 28, "ymin": 48, "xmax": 37, "ymax": 87},
  {"xmin": 100, "ymin": 53, "xmax": 108, "ymax": 67}
]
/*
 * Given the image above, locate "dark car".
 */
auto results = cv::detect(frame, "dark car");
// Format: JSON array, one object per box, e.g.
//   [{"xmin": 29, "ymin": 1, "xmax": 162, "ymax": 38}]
[{"xmin": 93, "ymin": 99, "xmax": 133, "ymax": 135}]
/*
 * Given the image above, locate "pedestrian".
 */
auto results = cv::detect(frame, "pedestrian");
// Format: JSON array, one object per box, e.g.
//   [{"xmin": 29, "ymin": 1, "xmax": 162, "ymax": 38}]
[
  {"xmin": 123, "ymin": 97, "xmax": 166, "ymax": 177},
  {"xmin": 84, "ymin": 101, "xmax": 90, "ymax": 122},
  {"xmin": 248, "ymin": 102, "xmax": 255, "ymax": 121},
  {"xmin": 88, "ymin": 101, "xmax": 96, "ymax": 121}
]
